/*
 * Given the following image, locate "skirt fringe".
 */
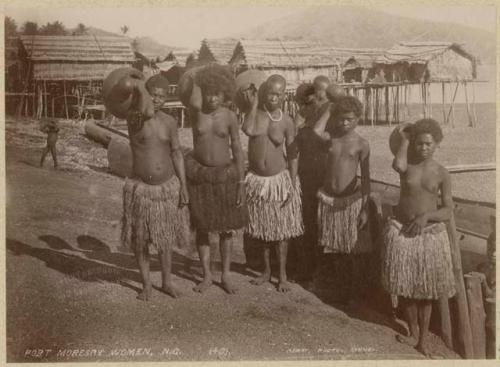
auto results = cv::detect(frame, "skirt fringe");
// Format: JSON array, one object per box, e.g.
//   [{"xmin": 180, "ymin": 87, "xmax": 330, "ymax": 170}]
[
  {"xmin": 317, "ymin": 189, "xmax": 372, "ymax": 254},
  {"xmin": 381, "ymin": 218, "xmax": 456, "ymax": 300},
  {"xmin": 245, "ymin": 170, "xmax": 304, "ymax": 242},
  {"xmin": 121, "ymin": 176, "xmax": 190, "ymax": 252},
  {"xmin": 185, "ymin": 154, "xmax": 248, "ymax": 232}
]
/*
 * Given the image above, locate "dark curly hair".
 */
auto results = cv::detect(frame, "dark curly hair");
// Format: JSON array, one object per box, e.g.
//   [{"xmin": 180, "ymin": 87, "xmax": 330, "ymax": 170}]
[
  {"xmin": 145, "ymin": 74, "xmax": 170, "ymax": 93},
  {"xmin": 334, "ymin": 96, "xmax": 363, "ymax": 117},
  {"xmin": 410, "ymin": 118, "xmax": 444, "ymax": 144},
  {"xmin": 194, "ymin": 64, "xmax": 236, "ymax": 101}
]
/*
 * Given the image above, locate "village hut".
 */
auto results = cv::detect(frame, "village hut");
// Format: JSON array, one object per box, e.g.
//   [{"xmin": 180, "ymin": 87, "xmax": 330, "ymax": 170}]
[
  {"xmin": 197, "ymin": 38, "xmax": 239, "ymax": 65},
  {"xmin": 229, "ymin": 39, "xmax": 341, "ymax": 89},
  {"xmin": 336, "ymin": 48, "xmax": 387, "ymax": 83},
  {"xmin": 10, "ymin": 35, "xmax": 136, "ymax": 118},
  {"xmin": 378, "ymin": 42, "xmax": 477, "ymax": 82},
  {"xmin": 133, "ymin": 51, "xmax": 158, "ymax": 76}
]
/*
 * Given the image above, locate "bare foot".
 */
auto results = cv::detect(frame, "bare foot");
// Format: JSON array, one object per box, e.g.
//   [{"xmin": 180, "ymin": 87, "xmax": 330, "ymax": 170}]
[
  {"xmin": 277, "ymin": 280, "xmax": 292, "ymax": 292},
  {"xmin": 161, "ymin": 283, "xmax": 181, "ymax": 298},
  {"xmin": 221, "ymin": 275, "xmax": 238, "ymax": 294},
  {"xmin": 250, "ymin": 273, "xmax": 271, "ymax": 286},
  {"xmin": 193, "ymin": 278, "xmax": 213, "ymax": 293},
  {"xmin": 136, "ymin": 286, "xmax": 152, "ymax": 301},
  {"xmin": 415, "ymin": 343, "xmax": 432, "ymax": 358},
  {"xmin": 396, "ymin": 334, "xmax": 418, "ymax": 347}
]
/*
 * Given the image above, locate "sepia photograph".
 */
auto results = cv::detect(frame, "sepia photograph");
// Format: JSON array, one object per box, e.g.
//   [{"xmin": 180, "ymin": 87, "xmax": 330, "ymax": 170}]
[{"xmin": 3, "ymin": 0, "xmax": 497, "ymax": 363}]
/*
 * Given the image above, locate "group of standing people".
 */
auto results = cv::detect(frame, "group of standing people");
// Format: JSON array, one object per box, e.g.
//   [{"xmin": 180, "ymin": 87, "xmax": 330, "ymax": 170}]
[{"xmin": 103, "ymin": 64, "xmax": 456, "ymax": 357}]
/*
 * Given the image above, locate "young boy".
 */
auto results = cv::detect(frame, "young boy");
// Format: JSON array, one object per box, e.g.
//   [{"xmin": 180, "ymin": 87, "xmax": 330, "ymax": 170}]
[
  {"xmin": 312, "ymin": 95, "xmax": 372, "ymax": 303},
  {"xmin": 40, "ymin": 119, "xmax": 59, "ymax": 168},
  {"xmin": 295, "ymin": 78, "xmax": 346, "ymax": 281},
  {"xmin": 241, "ymin": 74, "xmax": 304, "ymax": 292},
  {"xmin": 382, "ymin": 119, "xmax": 455, "ymax": 357},
  {"xmin": 184, "ymin": 64, "xmax": 248, "ymax": 294},
  {"xmin": 105, "ymin": 71, "xmax": 190, "ymax": 301}
]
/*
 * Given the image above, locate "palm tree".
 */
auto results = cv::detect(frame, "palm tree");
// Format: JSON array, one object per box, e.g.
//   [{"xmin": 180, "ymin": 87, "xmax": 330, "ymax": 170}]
[{"xmin": 121, "ymin": 25, "xmax": 129, "ymax": 35}]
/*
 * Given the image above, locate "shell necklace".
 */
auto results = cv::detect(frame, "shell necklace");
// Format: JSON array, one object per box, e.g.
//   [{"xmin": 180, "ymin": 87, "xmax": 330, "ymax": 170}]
[{"xmin": 264, "ymin": 105, "xmax": 283, "ymax": 122}]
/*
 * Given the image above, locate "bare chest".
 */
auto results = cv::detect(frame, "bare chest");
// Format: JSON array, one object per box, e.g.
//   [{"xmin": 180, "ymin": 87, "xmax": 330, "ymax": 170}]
[
  {"xmin": 403, "ymin": 165, "xmax": 441, "ymax": 193},
  {"xmin": 194, "ymin": 112, "xmax": 229, "ymax": 138}
]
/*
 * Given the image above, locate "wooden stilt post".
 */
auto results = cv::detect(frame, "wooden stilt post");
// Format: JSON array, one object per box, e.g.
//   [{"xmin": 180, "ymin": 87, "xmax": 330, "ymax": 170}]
[
  {"xmin": 63, "ymin": 80, "xmax": 69, "ymax": 120},
  {"xmin": 364, "ymin": 87, "xmax": 370, "ymax": 125},
  {"xmin": 464, "ymin": 273, "xmax": 486, "ymax": 358},
  {"xmin": 446, "ymin": 215, "xmax": 474, "ymax": 358},
  {"xmin": 445, "ymin": 82, "xmax": 459, "ymax": 127},
  {"xmin": 374, "ymin": 87, "xmax": 379, "ymax": 124},
  {"xmin": 441, "ymin": 82, "xmax": 446, "ymax": 124},
  {"xmin": 427, "ymin": 82, "xmax": 432, "ymax": 117},
  {"xmin": 43, "ymin": 80, "xmax": 47, "ymax": 118},
  {"xmin": 32, "ymin": 81, "xmax": 37, "ymax": 118},
  {"xmin": 471, "ymin": 81, "xmax": 478, "ymax": 127},
  {"xmin": 370, "ymin": 87, "xmax": 374, "ymax": 126},
  {"xmin": 463, "ymin": 81, "xmax": 473, "ymax": 127},
  {"xmin": 385, "ymin": 86, "xmax": 389, "ymax": 125}
]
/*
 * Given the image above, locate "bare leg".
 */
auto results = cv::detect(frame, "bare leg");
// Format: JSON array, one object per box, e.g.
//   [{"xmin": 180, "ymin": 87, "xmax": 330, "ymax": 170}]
[
  {"xmin": 251, "ymin": 242, "xmax": 271, "ymax": 285},
  {"xmin": 220, "ymin": 231, "xmax": 237, "ymax": 294},
  {"xmin": 396, "ymin": 297, "xmax": 419, "ymax": 346},
  {"xmin": 416, "ymin": 300, "xmax": 433, "ymax": 357},
  {"xmin": 277, "ymin": 240, "xmax": 292, "ymax": 292},
  {"xmin": 159, "ymin": 247, "xmax": 180, "ymax": 298},
  {"xmin": 193, "ymin": 231, "xmax": 213, "ymax": 293},
  {"xmin": 40, "ymin": 146, "xmax": 49, "ymax": 167},
  {"xmin": 50, "ymin": 145, "xmax": 58, "ymax": 168},
  {"xmin": 134, "ymin": 245, "xmax": 152, "ymax": 301}
]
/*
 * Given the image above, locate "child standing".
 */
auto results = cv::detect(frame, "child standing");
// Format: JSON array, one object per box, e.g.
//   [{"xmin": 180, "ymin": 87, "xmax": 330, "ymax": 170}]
[
  {"xmin": 382, "ymin": 119, "xmax": 455, "ymax": 357},
  {"xmin": 40, "ymin": 119, "xmax": 59, "ymax": 168},
  {"xmin": 313, "ymin": 96, "xmax": 372, "ymax": 303}
]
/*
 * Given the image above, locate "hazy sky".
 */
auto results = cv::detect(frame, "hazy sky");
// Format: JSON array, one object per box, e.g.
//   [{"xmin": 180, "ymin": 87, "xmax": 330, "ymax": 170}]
[{"xmin": 5, "ymin": 3, "xmax": 496, "ymax": 49}]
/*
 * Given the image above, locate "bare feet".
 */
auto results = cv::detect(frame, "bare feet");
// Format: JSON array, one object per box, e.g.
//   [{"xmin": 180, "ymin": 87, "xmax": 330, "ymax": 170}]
[
  {"xmin": 193, "ymin": 278, "xmax": 213, "ymax": 293},
  {"xmin": 250, "ymin": 273, "xmax": 271, "ymax": 286},
  {"xmin": 136, "ymin": 285, "xmax": 152, "ymax": 301},
  {"xmin": 415, "ymin": 343, "xmax": 432, "ymax": 358},
  {"xmin": 221, "ymin": 275, "xmax": 238, "ymax": 294},
  {"xmin": 277, "ymin": 280, "xmax": 292, "ymax": 292},
  {"xmin": 161, "ymin": 283, "xmax": 181, "ymax": 298},
  {"xmin": 396, "ymin": 334, "xmax": 418, "ymax": 347}
]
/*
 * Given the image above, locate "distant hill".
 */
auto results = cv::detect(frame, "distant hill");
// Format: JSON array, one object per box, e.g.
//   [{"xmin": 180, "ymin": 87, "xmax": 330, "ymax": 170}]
[{"xmin": 238, "ymin": 5, "xmax": 496, "ymax": 64}]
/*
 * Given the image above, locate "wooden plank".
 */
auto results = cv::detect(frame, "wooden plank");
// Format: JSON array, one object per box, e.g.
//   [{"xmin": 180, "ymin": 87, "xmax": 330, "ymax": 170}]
[
  {"xmin": 438, "ymin": 296, "xmax": 453, "ymax": 349},
  {"xmin": 446, "ymin": 163, "xmax": 496, "ymax": 173},
  {"xmin": 445, "ymin": 215, "xmax": 474, "ymax": 358},
  {"xmin": 464, "ymin": 273, "xmax": 486, "ymax": 358}
]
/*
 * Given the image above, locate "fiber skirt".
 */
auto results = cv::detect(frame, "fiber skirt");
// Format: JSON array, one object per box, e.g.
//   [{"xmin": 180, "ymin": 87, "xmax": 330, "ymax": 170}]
[
  {"xmin": 317, "ymin": 189, "xmax": 372, "ymax": 254},
  {"xmin": 121, "ymin": 176, "xmax": 190, "ymax": 252},
  {"xmin": 185, "ymin": 153, "xmax": 248, "ymax": 232},
  {"xmin": 245, "ymin": 170, "xmax": 304, "ymax": 242},
  {"xmin": 381, "ymin": 218, "xmax": 456, "ymax": 300}
]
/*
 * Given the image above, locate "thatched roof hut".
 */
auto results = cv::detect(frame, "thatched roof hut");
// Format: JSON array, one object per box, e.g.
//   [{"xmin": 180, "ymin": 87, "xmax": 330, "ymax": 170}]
[
  {"xmin": 229, "ymin": 39, "xmax": 341, "ymax": 88},
  {"xmin": 198, "ymin": 38, "xmax": 239, "ymax": 65},
  {"xmin": 378, "ymin": 42, "xmax": 477, "ymax": 82},
  {"xmin": 335, "ymin": 48, "xmax": 386, "ymax": 83},
  {"xmin": 19, "ymin": 35, "xmax": 136, "ymax": 81}
]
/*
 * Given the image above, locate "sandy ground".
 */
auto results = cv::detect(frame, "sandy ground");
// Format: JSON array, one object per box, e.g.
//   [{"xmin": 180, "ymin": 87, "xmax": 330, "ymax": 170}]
[{"xmin": 5, "ymin": 118, "xmax": 461, "ymax": 362}]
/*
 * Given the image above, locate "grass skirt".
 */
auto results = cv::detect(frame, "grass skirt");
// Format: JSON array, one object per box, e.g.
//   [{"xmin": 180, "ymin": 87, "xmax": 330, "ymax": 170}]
[
  {"xmin": 245, "ymin": 170, "xmax": 304, "ymax": 242},
  {"xmin": 185, "ymin": 153, "xmax": 248, "ymax": 232},
  {"xmin": 381, "ymin": 218, "xmax": 456, "ymax": 300},
  {"xmin": 121, "ymin": 176, "xmax": 190, "ymax": 252},
  {"xmin": 317, "ymin": 189, "xmax": 372, "ymax": 254}
]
